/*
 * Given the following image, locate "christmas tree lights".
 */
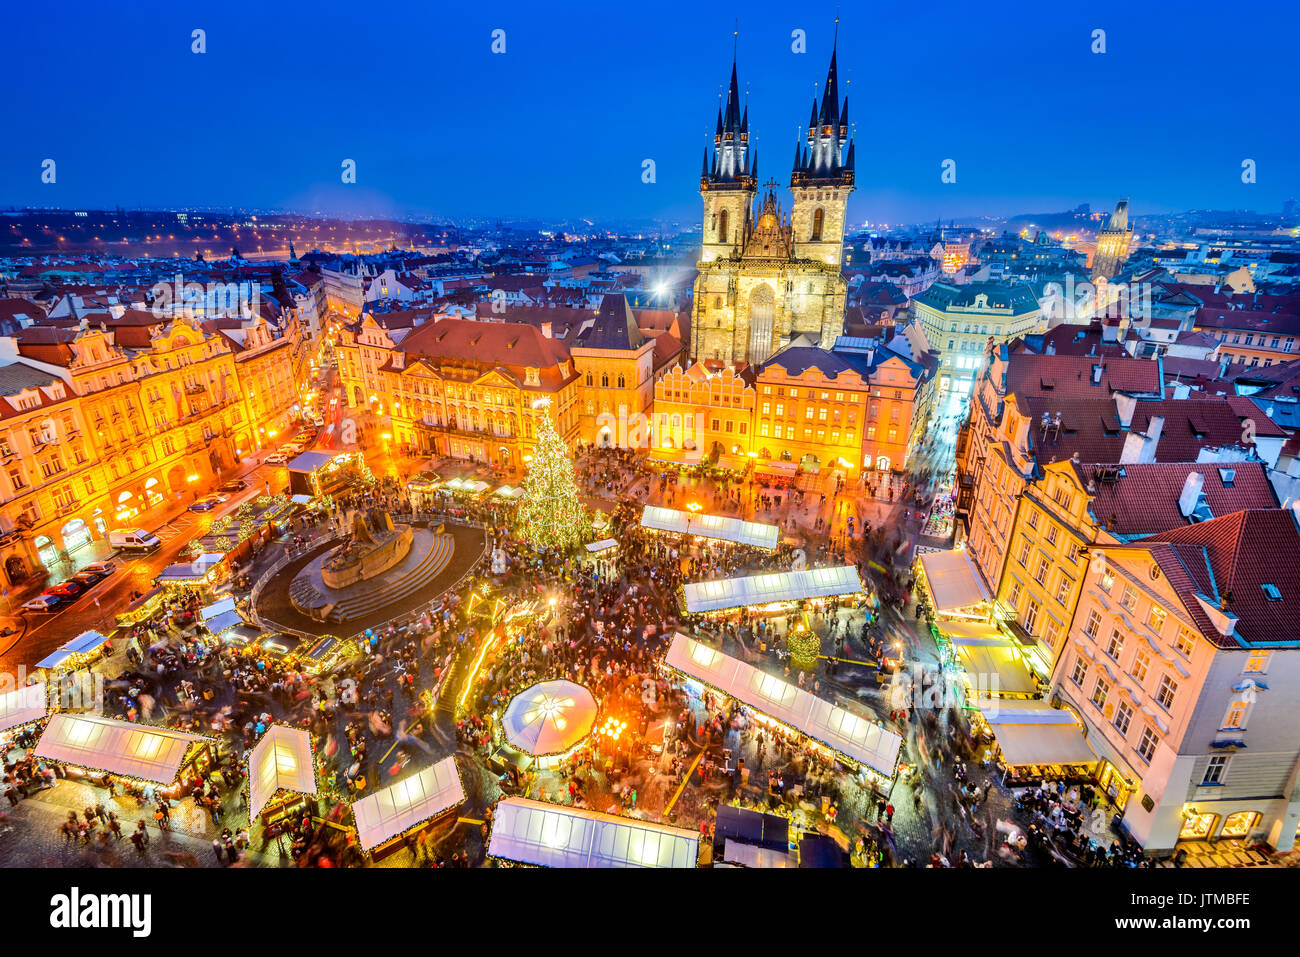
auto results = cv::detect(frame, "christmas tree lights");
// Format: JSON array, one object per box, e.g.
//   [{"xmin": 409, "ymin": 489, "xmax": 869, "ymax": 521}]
[{"xmin": 516, "ymin": 399, "xmax": 589, "ymax": 552}]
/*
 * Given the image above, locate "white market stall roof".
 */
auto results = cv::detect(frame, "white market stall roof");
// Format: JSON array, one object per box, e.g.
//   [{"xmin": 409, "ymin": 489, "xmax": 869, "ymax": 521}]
[
  {"xmin": 290, "ymin": 494, "xmax": 314, "ymax": 504},
  {"xmin": 683, "ymin": 565, "xmax": 863, "ymax": 614},
  {"xmin": 502, "ymin": 680, "xmax": 597, "ymax": 758},
  {"xmin": 640, "ymin": 505, "xmax": 780, "ymax": 550},
  {"xmin": 974, "ymin": 696, "xmax": 1079, "ymax": 725},
  {"xmin": 755, "ymin": 460, "xmax": 798, "ymax": 475},
  {"xmin": 488, "ymin": 797, "xmax": 699, "ymax": 868},
  {"xmin": 0, "ymin": 682, "xmax": 46, "ymax": 732},
  {"xmin": 35, "ymin": 631, "xmax": 112, "ymax": 670},
  {"xmin": 494, "ymin": 485, "xmax": 526, "ymax": 499},
  {"xmin": 663, "ymin": 634, "xmax": 901, "ymax": 777},
  {"xmin": 647, "ymin": 448, "xmax": 703, "ymax": 467},
  {"xmin": 200, "ymin": 597, "xmax": 237, "ymax": 622},
  {"xmin": 287, "ymin": 450, "xmax": 336, "ymax": 472},
  {"xmin": 992, "ymin": 722, "xmax": 1097, "ymax": 768},
  {"xmin": 444, "ymin": 478, "xmax": 490, "ymax": 493},
  {"xmin": 955, "ymin": 643, "xmax": 1039, "ymax": 696},
  {"xmin": 350, "ymin": 755, "xmax": 465, "ymax": 851},
  {"xmin": 157, "ymin": 553, "xmax": 224, "ymax": 582},
  {"xmin": 917, "ymin": 549, "xmax": 992, "ymax": 612},
  {"xmin": 35, "ymin": 714, "xmax": 209, "ymax": 783},
  {"xmin": 203, "ymin": 610, "xmax": 245, "ymax": 635},
  {"xmin": 939, "ymin": 621, "xmax": 1008, "ymax": 646},
  {"xmin": 585, "ymin": 539, "xmax": 618, "ymax": 553},
  {"xmin": 249, "ymin": 724, "xmax": 317, "ymax": 818}
]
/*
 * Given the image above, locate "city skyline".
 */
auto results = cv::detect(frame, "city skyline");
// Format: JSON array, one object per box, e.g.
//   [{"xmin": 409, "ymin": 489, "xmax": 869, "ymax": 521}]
[{"xmin": 4, "ymin": 0, "xmax": 1298, "ymax": 224}]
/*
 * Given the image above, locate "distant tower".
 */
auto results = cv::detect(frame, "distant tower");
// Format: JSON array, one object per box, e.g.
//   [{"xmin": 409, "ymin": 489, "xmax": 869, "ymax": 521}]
[
  {"xmin": 789, "ymin": 31, "xmax": 855, "ymax": 268},
  {"xmin": 699, "ymin": 46, "xmax": 757, "ymax": 265},
  {"xmin": 1092, "ymin": 199, "xmax": 1133, "ymax": 280}
]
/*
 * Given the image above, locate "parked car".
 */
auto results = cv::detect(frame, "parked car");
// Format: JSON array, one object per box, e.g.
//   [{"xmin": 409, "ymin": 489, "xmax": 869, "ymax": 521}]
[
  {"xmin": 21, "ymin": 595, "xmax": 61, "ymax": 614},
  {"xmin": 42, "ymin": 581, "xmax": 83, "ymax": 600},
  {"xmin": 72, "ymin": 569, "xmax": 107, "ymax": 586},
  {"xmin": 265, "ymin": 452, "xmax": 289, "ymax": 465},
  {"xmin": 81, "ymin": 560, "xmax": 117, "ymax": 576},
  {"xmin": 218, "ymin": 479, "xmax": 248, "ymax": 493},
  {"xmin": 188, "ymin": 494, "xmax": 225, "ymax": 512}
]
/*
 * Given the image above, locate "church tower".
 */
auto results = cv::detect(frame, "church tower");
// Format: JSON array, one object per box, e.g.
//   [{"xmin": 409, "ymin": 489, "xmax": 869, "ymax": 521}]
[
  {"xmin": 699, "ymin": 55, "xmax": 757, "ymax": 264},
  {"xmin": 1092, "ymin": 199, "xmax": 1132, "ymax": 280},
  {"xmin": 789, "ymin": 38, "xmax": 854, "ymax": 268},
  {"xmin": 690, "ymin": 31, "xmax": 852, "ymax": 365}
]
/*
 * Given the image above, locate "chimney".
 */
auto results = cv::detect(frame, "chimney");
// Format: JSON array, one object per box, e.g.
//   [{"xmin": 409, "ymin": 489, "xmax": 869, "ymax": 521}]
[
  {"xmin": 1140, "ymin": 415, "xmax": 1164, "ymax": 463},
  {"xmin": 1092, "ymin": 363, "xmax": 1104, "ymax": 384},
  {"xmin": 1120, "ymin": 431, "xmax": 1145, "ymax": 464},
  {"xmin": 541, "ymin": 322, "xmax": 553, "ymax": 338},
  {"xmin": 1178, "ymin": 471, "xmax": 1204, "ymax": 519},
  {"xmin": 1115, "ymin": 393, "xmax": 1137, "ymax": 429}
]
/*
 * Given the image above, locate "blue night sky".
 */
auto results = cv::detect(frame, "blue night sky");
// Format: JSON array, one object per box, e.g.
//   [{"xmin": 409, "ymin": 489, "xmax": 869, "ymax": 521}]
[{"xmin": 3, "ymin": 0, "xmax": 1297, "ymax": 225}]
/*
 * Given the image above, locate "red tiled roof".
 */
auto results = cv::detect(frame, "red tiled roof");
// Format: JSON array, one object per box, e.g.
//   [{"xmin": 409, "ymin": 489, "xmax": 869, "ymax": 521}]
[
  {"xmin": 396, "ymin": 316, "xmax": 575, "ymax": 391},
  {"xmin": 1193, "ymin": 307, "xmax": 1300, "ymax": 335},
  {"xmin": 1137, "ymin": 509, "xmax": 1300, "ymax": 647},
  {"xmin": 1004, "ymin": 353, "xmax": 1162, "ymax": 399},
  {"xmin": 1079, "ymin": 461, "xmax": 1277, "ymax": 538}
]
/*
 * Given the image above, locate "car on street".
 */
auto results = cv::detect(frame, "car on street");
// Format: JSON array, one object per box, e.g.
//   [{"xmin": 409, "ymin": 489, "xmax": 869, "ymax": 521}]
[
  {"xmin": 21, "ymin": 595, "xmax": 61, "ymax": 614},
  {"xmin": 281, "ymin": 444, "xmax": 304, "ymax": 457},
  {"xmin": 42, "ymin": 581, "xmax": 83, "ymax": 600},
  {"xmin": 72, "ymin": 569, "xmax": 107, "ymax": 587},
  {"xmin": 188, "ymin": 494, "xmax": 226, "ymax": 512},
  {"xmin": 81, "ymin": 560, "xmax": 117, "ymax": 576},
  {"xmin": 218, "ymin": 479, "xmax": 248, "ymax": 493},
  {"xmin": 265, "ymin": 452, "xmax": 289, "ymax": 465}
]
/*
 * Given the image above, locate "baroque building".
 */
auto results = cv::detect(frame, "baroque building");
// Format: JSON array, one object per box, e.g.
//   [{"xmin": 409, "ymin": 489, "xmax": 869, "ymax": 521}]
[{"xmin": 690, "ymin": 43, "xmax": 854, "ymax": 366}]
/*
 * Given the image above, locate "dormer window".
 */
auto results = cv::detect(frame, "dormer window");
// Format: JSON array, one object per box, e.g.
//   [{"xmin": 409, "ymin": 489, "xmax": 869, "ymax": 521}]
[{"xmin": 1262, "ymin": 584, "xmax": 1282, "ymax": 602}]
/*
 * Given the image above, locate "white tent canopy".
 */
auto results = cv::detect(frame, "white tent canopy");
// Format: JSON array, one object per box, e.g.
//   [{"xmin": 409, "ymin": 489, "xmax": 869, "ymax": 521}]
[
  {"xmin": 640, "ymin": 505, "xmax": 780, "ymax": 550},
  {"xmin": 918, "ymin": 549, "xmax": 991, "ymax": 612},
  {"xmin": 663, "ymin": 634, "xmax": 901, "ymax": 777},
  {"xmin": 975, "ymin": 696, "xmax": 1079, "ymax": 725},
  {"xmin": 351, "ymin": 756, "xmax": 465, "ymax": 852},
  {"xmin": 955, "ymin": 643, "xmax": 1039, "ymax": 696},
  {"xmin": 992, "ymin": 722, "xmax": 1096, "ymax": 768},
  {"xmin": 502, "ymin": 680, "xmax": 596, "ymax": 758},
  {"xmin": 35, "ymin": 714, "xmax": 208, "ymax": 783},
  {"xmin": 488, "ymin": 797, "xmax": 699, "ymax": 868},
  {"xmin": 940, "ymin": 621, "xmax": 1008, "ymax": 646},
  {"xmin": 494, "ymin": 485, "xmax": 526, "ymax": 499},
  {"xmin": 683, "ymin": 565, "xmax": 863, "ymax": 614},
  {"xmin": 0, "ymin": 682, "xmax": 46, "ymax": 732},
  {"xmin": 585, "ymin": 539, "xmax": 618, "ymax": 553},
  {"xmin": 249, "ymin": 724, "xmax": 317, "ymax": 818},
  {"xmin": 203, "ymin": 610, "xmax": 245, "ymax": 635}
]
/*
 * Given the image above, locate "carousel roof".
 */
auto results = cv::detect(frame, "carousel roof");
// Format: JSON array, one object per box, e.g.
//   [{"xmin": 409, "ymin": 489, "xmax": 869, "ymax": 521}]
[{"xmin": 502, "ymin": 680, "xmax": 597, "ymax": 758}]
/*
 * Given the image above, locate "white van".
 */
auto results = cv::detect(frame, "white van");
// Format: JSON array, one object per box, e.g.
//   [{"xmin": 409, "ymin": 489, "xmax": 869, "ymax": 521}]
[{"xmin": 109, "ymin": 528, "xmax": 162, "ymax": 551}]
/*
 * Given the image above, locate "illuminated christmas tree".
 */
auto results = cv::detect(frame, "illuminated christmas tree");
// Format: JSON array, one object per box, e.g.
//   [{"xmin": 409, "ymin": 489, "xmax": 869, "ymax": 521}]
[{"xmin": 517, "ymin": 399, "xmax": 589, "ymax": 552}]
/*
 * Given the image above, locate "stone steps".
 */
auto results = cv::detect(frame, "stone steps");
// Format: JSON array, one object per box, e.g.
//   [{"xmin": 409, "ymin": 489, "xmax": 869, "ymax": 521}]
[{"xmin": 326, "ymin": 533, "xmax": 454, "ymax": 621}]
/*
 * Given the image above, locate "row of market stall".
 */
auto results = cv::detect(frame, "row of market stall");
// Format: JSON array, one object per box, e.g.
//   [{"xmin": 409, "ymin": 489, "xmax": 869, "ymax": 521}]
[
  {"xmin": 914, "ymin": 547, "xmax": 1097, "ymax": 786},
  {"xmin": 0, "ymin": 689, "xmax": 466, "ymax": 858}
]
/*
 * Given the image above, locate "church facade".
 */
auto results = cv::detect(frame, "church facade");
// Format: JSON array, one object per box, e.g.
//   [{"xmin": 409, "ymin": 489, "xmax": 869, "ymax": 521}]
[{"xmin": 690, "ymin": 44, "xmax": 855, "ymax": 366}]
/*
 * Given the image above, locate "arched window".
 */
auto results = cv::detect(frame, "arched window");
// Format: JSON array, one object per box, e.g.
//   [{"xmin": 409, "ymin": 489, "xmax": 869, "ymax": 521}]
[
  {"xmin": 713, "ymin": 295, "xmax": 723, "ymax": 309},
  {"xmin": 585, "ymin": 372, "xmax": 593, "ymax": 386},
  {"xmin": 617, "ymin": 374, "xmax": 625, "ymax": 389},
  {"xmin": 600, "ymin": 373, "xmax": 609, "ymax": 388},
  {"xmin": 718, "ymin": 209, "xmax": 729, "ymax": 243},
  {"xmin": 811, "ymin": 207, "xmax": 824, "ymax": 241}
]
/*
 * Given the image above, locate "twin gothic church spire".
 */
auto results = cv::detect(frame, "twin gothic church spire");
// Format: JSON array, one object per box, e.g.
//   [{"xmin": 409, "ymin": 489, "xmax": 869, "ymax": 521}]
[{"xmin": 701, "ymin": 30, "xmax": 854, "ymax": 192}]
